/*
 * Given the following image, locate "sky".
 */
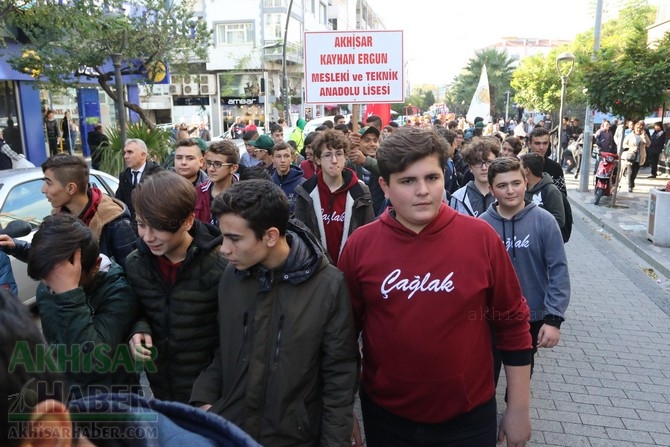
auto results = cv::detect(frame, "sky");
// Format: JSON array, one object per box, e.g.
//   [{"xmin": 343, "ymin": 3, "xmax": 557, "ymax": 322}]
[{"xmin": 364, "ymin": 0, "xmax": 638, "ymax": 87}]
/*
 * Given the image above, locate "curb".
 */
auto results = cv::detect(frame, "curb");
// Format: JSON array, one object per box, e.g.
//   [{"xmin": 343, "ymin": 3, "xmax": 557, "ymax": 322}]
[{"xmin": 568, "ymin": 194, "xmax": 670, "ymax": 280}]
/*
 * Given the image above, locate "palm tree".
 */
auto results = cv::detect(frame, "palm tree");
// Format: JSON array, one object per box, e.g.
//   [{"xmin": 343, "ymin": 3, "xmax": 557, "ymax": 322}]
[{"xmin": 451, "ymin": 49, "xmax": 517, "ymax": 120}]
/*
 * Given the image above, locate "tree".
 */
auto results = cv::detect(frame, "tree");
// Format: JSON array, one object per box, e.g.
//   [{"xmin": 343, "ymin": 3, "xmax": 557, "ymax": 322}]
[
  {"xmin": 450, "ymin": 49, "xmax": 517, "ymax": 120},
  {"xmin": 582, "ymin": 27, "xmax": 670, "ymax": 120},
  {"xmin": 510, "ymin": 49, "xmax": 571, "ymax": 114},
  {"xmin": 4, "ymin": 0, "xmax": 212, "ymax": 128}
]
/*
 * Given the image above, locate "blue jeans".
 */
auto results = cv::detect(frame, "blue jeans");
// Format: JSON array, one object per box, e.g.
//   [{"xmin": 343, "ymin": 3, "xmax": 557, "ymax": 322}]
[{"xmin": 360, "ymin": 390, "xmax": 497, "ymax": 447}]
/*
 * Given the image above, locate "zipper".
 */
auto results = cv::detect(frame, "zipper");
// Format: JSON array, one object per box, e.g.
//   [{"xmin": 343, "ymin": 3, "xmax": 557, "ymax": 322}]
[{"xmin": 274, "ymin": 314, "xmax": 284, "ymax": 366}]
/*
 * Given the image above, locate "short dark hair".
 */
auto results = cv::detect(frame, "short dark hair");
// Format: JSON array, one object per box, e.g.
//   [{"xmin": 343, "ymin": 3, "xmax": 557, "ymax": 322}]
[
  {"xmin": 314, "ymin": 125, "xmax": 328, "ymax": 132},
  {"xmin": 175, "ymin": 138, "xmax": 201, "ymax": 152},
  {"xmin": 504, "ymin": 136, "xmax": 524, "ymax": 155},
  {"xmin": 528, "ymin": 126, "xmax": 550, "ymax": 142},
  {"xmin": 521, "ymin": 152, "xmax": 545, "ymax": 177},
  {"xmin": 212, "ymin": 179, "xmax": 289, "ymax": 239},
  {"xmin": 242, "ymin": 131, "xmax": 259, "ymax": 142},
  {"xmin": 27, "ymin": 213, "xmax": 100, "ymax": 281},
  {"xmin": 334, "ymin": 123, "xmax": 349, "ymax": 134},
  {"xmin": 41, "ymin": 154, "xmax": 89, "ymax": 194},
  {"xmin": 388, "ymin": 121, "xmax": 399, "ymax": 129},
  {"xmin": 312, "ymin": 129, "xmax": 349, "ymax": 159},
  {"xmin": 377, "ymin": 127, "xmax": 447, "ymax": 183},
  {"xmin": 323, "ymin": 120, "xmax": 334, "ymax": 129},
  {"xmin": 460, "ymin": 137, "xmax": 500, "ymax": 166},
  {"xmin": 0, "ymin": 288, "xmax": 64, "ymax": 447},
  {"xmin": 366, "ymin": 115, "xmax": 382, "ymax": 128},
  {"xmin": 333, "ymin": 114, "xmax": 345, "ymax": 123},
  {"xmin": 272, "ymin": 141, "xmax": 292, "ymax": 155},
  {"xmin": 487, "ymin": 156, "xmax": 524, "ymax": 186},
  {"xmin": 238, "ymin": 164, "xmax": 273, "ymax": 182},
  {"xmin": 132, "ymin": 170, "xmax": 196, "ymax": 233},
  {"xmin": 270, "ymin": 124, "xmax": 283, "ymax": 134},
  {"xmin": 207, "ymin": 140, "xmax": 240, "ymax": 164}
]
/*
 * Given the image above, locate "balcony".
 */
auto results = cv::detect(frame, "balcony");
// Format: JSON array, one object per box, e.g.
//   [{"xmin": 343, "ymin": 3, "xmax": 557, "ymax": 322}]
[{"xmin": 262, "ymin": 40, "xmax": 303, "ymax": 65}]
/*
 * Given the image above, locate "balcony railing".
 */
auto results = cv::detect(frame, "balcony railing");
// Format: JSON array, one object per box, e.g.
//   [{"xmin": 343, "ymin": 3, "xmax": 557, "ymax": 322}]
[{"xmin": 262, "ymin": 40, "xmax": 303, "ymax": 64}]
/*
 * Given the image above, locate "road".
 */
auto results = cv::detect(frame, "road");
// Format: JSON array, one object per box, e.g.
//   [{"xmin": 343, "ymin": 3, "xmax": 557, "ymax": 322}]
[{"xmin": 496, "ymin": 202, "xmax": 670, "ymax": 446}]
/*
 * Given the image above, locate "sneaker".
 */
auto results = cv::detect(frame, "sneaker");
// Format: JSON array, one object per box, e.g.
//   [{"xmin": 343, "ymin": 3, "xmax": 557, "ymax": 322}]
[
  {"xmin": 647, "ymin": 175, "xmax": 656, "ymax": 179},
  {"xmin": 628, "ymin": 187, "xmax": 633, "ymax": 193}
]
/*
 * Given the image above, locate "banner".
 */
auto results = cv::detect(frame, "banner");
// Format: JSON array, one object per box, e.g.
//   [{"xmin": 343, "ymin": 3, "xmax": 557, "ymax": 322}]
[
  {"xmin": 466, "ymin": 65, "xmax": 491, "ymax": 124},
  {"xmin": 365, "ymin": 103, "xmax": 392, "ymax": 127}
]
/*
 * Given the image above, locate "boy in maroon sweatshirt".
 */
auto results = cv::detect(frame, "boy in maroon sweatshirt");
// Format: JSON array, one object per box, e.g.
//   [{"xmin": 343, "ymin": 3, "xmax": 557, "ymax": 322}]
[
  {"xmin": 294, "ymin": 129, "xmax": 375, "ymax": 265},
  {"xmin": 338, "ymin": 127, "xmax": 533, "ymax": 447}
]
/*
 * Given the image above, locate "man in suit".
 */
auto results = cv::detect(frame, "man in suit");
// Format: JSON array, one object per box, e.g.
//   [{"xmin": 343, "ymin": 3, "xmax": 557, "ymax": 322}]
[{"xmin": 115, "ymin": 138, "xmax": 163, "ymax": 228}]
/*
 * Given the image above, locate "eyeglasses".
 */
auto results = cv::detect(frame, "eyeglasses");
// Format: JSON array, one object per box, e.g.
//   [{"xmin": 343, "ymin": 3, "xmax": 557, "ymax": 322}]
[
  {"xmin": 476, "ymin": 160, "xmax": 494, "ymax": 168},
  {"xmin": 321, "ymin": 151, "xmax": 345, "ymax": 160},
  {"xmin": 205, "ymin": 160, "xmax": 234, "ymax": 169}
]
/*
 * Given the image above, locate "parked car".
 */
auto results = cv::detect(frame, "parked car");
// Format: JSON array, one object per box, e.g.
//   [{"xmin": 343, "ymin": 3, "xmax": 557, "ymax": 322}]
[{"xmin": 0, "ymin": 168, "xmax": 120, "ymax": 306}]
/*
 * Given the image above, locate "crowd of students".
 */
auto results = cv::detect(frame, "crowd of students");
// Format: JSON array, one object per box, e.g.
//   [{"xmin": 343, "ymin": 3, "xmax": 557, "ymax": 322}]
[{"xmin": 1, "ymin": 114, "xmax": 575, "ymax": 447}]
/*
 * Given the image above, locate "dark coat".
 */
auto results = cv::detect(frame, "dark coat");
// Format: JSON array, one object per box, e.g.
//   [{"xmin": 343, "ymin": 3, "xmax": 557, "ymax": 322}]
[
  {"xmin": 115, "ymin": 161, "xmax": 164, "ymax": 223},
  {"xmin": 126, "ymin": 221, "xmax": 226, "ymax": 404},
  {"xmin": 36, "ymin": 262, "xmax": 140, "ymax": 393},
  {"xmin": 190, "ymin": 221, "xmax": 358, "ymax": 447}
]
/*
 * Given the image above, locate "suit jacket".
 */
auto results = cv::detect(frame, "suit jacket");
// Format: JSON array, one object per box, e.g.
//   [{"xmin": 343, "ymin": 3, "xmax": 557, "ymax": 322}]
[{"xmin": 115, "ymin": 161, "xmax": 163, "ymax": 223}]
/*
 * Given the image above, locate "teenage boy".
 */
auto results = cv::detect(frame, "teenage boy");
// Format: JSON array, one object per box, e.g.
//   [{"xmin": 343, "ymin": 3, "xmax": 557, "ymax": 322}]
[
  {"xmin": 521, "ymin": 153, "xmax": 565, "ymax": 228},
  {"xmin": 190, "ymin": 179, "xmax": 358, "ymax": 446},
  {"xmin": 338, "ymin": 127, "xmax": 532, "ymax": 446},
  {"xmin": 271, "ymin": 141, "xmax": 305, "ymax": 213},
  {"xmin": 449, "ymin": 137, "xmax": 498, "ymax": 217},
  {"xmin": 174, "ymin": 138, "xmax": 208, "ymax": 186},
  {"xmin": 1, "ymin": 154, "xmax": 136, "ymax": 269},
  {"xmin": 249, "ymin": 134, "xmax": 276, "ymax": 176},
  {"xmin": 128, "ymin": 171, "xmax": 226, "ymax": 404},
  {"xmin": 195, "ymin": 140, "xmax": 240, "ymax": 226},
  {"xmin": 27, "ymin": 213, "xmax": 139, "ymax": 395},
  {"xmin": 528, "ymin": 127, "xmax": 566, "ymax": 193},
  {"xmin": 481, "ymin": 157, "xmax": 570, "ymax": 379},
  {"xmin": 116, "ymin": 138, "xmax": 163, "ymax": 225},
  {"xmin": 294, "ymin": 129, "xmax": 375, "ymax": 265}
]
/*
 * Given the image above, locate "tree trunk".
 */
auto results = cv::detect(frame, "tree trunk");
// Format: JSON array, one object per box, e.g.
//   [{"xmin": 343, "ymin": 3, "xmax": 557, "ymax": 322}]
[{"xmin": 97, "ymin": 76, "xmax": 157, "ymax": 130}]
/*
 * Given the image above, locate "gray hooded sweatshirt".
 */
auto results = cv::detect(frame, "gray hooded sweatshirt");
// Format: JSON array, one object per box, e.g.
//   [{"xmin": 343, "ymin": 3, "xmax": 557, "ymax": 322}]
[{"xmin": 481, "ymin": 201, "xmax": 570, "ymax": 326}]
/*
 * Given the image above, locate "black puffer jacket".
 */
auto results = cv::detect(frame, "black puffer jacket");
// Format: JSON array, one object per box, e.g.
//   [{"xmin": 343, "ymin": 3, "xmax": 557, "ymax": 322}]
[{"xmin": 127, "ymin": 220, "xmax": 226, "ymax": 403}]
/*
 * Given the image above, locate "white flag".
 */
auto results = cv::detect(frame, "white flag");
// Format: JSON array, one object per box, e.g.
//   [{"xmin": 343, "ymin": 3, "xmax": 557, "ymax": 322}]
[{"xmin": 466, "ymin": 65, "xmax": 491, "ymax": 124}]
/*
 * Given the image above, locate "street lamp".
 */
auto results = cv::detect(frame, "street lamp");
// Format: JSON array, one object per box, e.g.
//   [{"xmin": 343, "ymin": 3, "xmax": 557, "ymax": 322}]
[
  {"xmin": 282, "ymin": 0, "xmax": 294, "ymax": 126},
  {"xmin": 556, "ymin": 51, "xmax": 575, "ymax": 164}
]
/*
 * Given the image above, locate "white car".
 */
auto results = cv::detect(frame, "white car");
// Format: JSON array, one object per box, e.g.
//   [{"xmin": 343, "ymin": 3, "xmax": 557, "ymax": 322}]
[{"xmin": 0, "ymin": 168, "xmax": 120, "ymax": 306}]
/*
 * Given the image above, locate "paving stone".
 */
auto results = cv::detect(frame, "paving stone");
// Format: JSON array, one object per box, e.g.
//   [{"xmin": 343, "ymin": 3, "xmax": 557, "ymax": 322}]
[
  {"xmin": 606, "ymin": 427, "xmax": 654, "ymax": 443},
  {"xmin": 579, "ymin": 413, "xmax": 625, "ymax": 428}
]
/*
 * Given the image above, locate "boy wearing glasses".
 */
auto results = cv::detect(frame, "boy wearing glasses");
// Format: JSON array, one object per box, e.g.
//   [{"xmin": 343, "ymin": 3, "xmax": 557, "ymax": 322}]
[
  {"xmin": 294, "ymin": 129, "xmax": 375, "ymax": 265},
  {"xmin": 174, "ymin": 138, "xmax": 208, "ymax": 186},
  {"xmin": 449, "ymin": 137, "xmax": 499, "ymax": 217},
  {"xmin": 195, "ymin": 140, "xmax": 240, "ymax": 226}
]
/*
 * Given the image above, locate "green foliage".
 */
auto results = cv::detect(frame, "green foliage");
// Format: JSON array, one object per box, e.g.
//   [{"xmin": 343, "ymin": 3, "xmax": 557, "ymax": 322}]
[
  {"xmin": 582, "ymin": 27, "xmax": 670, "ymax": 120},
  {"xmin": 4, "ymin": 0, "xmax": 212, "ymax": 126},
  {"xmin": 99, "ymin": 122, "xmax": 172, "ymax": 177},
  {"xmin": 449, "ymin": 49, "xmax": 517, "ymax": 119},
  {"xmin": 392, "ymin": 85, "xmax": 438, "ymax": 116}
]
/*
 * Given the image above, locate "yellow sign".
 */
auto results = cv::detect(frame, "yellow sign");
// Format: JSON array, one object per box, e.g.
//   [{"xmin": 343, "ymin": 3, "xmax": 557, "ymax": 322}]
[
  {"xmin": 21, "ymin": 50, "xmax": 41, "ymax": 78},
  {"xmin": 146, "ymin": 61, "xmax": 167, "ymax": 83}
]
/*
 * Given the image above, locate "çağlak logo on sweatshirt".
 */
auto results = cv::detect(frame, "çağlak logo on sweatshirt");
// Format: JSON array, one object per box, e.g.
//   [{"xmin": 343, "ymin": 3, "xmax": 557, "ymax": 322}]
[
  {"xmin": 504, "ymin": 234, "xmax": 530, "ymax": 251},
  {"xmin": 381, "ymin": 269, "xmax": 455, "ymax": 299}
]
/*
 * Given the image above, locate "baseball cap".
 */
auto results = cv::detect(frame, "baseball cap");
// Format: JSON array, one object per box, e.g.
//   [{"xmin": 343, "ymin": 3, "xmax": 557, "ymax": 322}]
[
  {"xmin": 358, "ymin": 126, "xmax": 380, "ymax": 137},
  {"xmin": 249, "ymin": 134, "xmax": 275, "ymax": 150}
]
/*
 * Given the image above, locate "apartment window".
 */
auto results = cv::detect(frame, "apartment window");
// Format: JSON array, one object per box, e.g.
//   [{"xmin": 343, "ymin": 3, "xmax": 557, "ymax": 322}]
[
  {"xmin": 264, "ymin": 0, "xmax": 285, "ymax": 6},
  {"xmin": 264, "ymin": 13, "xmax": 284, "ymax": 40},
  {"xmin": 216, "ymin": 22, "xmax": 254, "ymax": 45},
  {"xmin": 306, "ymin": 0, "xmax": 315, "ymax": 13}
]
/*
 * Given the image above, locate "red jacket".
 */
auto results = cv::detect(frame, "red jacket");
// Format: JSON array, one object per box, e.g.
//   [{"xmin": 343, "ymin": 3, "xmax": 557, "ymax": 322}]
[
  {"xmin": 194, "ymin": 178, "xmax": 238, "ymax": 225},
  {"xmin": 338, "ymin": 203, "xmax": 531, "ymax": 423}
]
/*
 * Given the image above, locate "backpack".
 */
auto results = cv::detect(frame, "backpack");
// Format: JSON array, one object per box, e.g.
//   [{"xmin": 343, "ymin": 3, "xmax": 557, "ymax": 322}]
[{"xmin": 539, "ymin": 183, "xmax": 573, "ymax": 243}]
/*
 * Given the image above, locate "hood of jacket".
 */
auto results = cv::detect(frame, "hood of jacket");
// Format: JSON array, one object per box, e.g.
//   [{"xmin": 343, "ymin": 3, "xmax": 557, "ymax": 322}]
[
  {"xmin": 527, "ymin": 172, "xmax": 555, "ymax": 195},
  {"xmin": 296, "ymin": 118, "xmax": 307, "ymax": 130},
  {"xmin": 234, "ymin": 219, "xmax": 327, "ymax": 290},
  {"xmin": 68, "ymin": 392, "xmax": 260, "ymax": 447},
  {"xmin": 272, "ymin": 165, "xmax": 304, "ymax": 187},
  {"xmin": 482, "ymin": 200, "xmax": 537, "ymax": 260}
]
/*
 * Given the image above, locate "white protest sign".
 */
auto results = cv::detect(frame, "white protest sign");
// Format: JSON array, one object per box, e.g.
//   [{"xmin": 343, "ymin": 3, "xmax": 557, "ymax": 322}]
[{"xmin": 304, "ymin": 30, "xmax": 404, "ymax": 104}]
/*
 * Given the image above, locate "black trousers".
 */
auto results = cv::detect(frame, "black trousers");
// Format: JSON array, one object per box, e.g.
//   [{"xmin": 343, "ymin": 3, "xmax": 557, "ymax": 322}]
[
  {"xmin": 360, "ymin": 390, "xmax": 497, "ymax": 447},
  {"xmin": 647, "ymin": 152, "xmax": 661, "ymax": 177},
  {"xmin": 628, "ymin": 161, "xmax": 641, "ymax": 189}
]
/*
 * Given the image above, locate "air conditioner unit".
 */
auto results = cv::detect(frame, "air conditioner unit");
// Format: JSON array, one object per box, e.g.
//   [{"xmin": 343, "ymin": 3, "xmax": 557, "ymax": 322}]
[
  {"xmin": 168, "ymin": 84, "xmax": 182, "ymax": 95},
  {"xmin": 138, "ymin": 84, "xmax": 151, "ymax": 97},
  {"xmin": 183, "ymin": 82, "xmax": 199, "ymax": 95},
  {"xmin": 170, "ymin": 75, "xmax": 183, "ymax": 85},
  {"xmin": 200, "ymin": 74, "xmax": 215, "ymax": 87},
  {"xmin": 182, "ymin": 75, "xmax": 196, "ymax": 85}
]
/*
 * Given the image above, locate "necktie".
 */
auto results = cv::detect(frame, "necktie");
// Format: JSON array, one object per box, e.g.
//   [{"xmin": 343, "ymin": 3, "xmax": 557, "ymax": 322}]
[{"xmin": 132, "ymin": 170, "xmax": 139, "ymax": 187}]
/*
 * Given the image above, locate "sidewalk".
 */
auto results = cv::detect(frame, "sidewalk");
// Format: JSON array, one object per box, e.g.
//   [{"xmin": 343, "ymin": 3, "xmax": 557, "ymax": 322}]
[{"xmin": 565, "ymin": 165, "xmax": 670, "ymax": 280}]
